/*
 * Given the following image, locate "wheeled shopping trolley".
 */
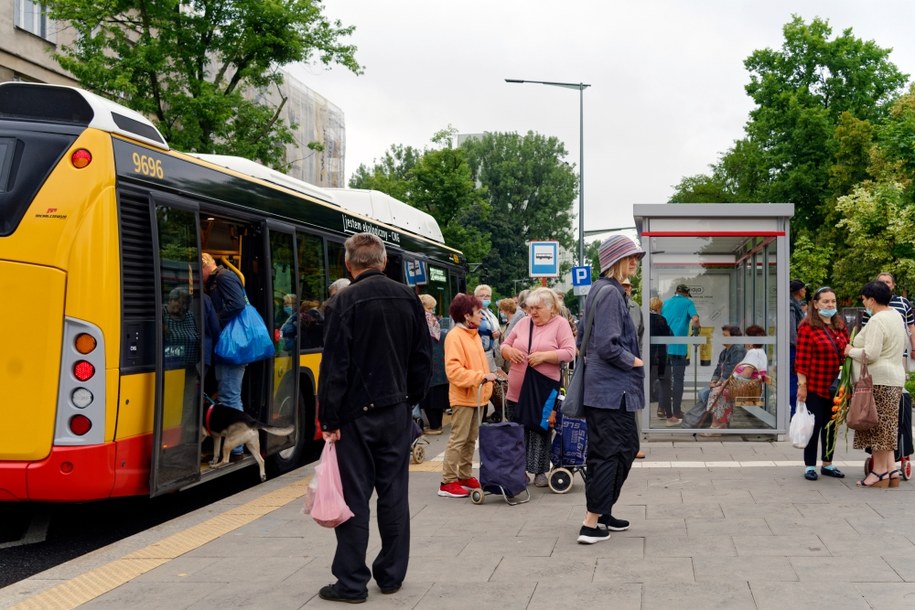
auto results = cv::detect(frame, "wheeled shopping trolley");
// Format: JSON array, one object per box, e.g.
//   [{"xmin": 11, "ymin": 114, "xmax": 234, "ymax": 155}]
[
  {"xmin": 410, "ymin": 418, "xmax": 429, "ymax": 464},
  {"xmin": 547, "ymin": 411, "xmax": 588, "ymax": 493},
  {"xmin": 471, "ymin": 381, "xmax": 530, "ymax": 505}
]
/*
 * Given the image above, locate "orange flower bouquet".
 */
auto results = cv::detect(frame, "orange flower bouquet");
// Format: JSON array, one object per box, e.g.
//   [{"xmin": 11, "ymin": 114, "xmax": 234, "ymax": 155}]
[{"xmin": 825, "ymin": 327, "xmax": 857, "ymax": 459}]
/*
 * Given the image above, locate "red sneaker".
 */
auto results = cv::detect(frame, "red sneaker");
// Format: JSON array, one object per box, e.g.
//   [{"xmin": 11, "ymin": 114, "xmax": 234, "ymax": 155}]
[
  {"xmin": 438, "ymin": 481, "xmax": 470, "ymax": 498},
  {"xmin": 458, "ymin": 477, "xmax": 481, "ymax": 490}
]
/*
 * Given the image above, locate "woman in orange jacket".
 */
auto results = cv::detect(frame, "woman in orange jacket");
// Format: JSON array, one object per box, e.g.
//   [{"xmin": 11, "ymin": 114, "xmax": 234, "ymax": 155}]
[{"xmin": 439, "ymin": 293, "xmax": 498, "ymax": 498}]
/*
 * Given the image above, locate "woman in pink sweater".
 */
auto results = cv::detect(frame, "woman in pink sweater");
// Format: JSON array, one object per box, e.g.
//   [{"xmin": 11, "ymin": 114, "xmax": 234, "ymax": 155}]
[{"xmin": 501, "ymin": 288, "xmax": 576, "ymax": 487}]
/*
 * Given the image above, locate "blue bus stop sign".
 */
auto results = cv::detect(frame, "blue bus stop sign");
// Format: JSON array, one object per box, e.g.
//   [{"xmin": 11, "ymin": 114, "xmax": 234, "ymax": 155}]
[{"xmin": 529, "ymin": 241, "xmax": 559, "ymax": 277}]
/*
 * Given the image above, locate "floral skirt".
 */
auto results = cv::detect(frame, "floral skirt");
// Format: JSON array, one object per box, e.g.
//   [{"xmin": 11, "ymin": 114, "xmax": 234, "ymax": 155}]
[{"xmin": 853, "ymin": 385, "xmax": 903, "ymax": 452}]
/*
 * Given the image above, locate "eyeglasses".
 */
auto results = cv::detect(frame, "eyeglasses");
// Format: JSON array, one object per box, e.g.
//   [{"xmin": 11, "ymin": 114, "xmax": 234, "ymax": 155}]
[{"xmin": 812, "ymin": 286, "xmax": 833, "ymax": 299}]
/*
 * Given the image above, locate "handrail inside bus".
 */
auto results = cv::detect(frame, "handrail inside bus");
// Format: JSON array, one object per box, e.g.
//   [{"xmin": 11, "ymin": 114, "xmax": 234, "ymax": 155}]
[{"xmin": 219, "ymin": 256, "xmax": 245, "ymax": 287}]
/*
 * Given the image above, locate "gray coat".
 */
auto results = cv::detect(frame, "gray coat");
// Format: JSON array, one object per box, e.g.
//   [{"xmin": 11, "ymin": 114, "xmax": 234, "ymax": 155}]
[{"xmin": 576, "ymin": 277, "xmax": 645, "ymax": 411}]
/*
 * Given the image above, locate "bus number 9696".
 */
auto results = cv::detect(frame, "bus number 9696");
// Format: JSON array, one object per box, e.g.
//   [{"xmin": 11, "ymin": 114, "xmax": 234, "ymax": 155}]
[{"xmin": 132, "ymin": 152, "xmax": 164, "ymax": 179}]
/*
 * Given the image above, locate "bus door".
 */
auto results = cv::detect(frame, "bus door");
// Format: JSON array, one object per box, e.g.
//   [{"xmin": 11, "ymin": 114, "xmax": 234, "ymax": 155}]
[
  {"xmin": 263, "ymin": 221, "xmax": 299, "ymax": 456},
  {"xmin": 150, "ymin": 197, "xmax": 204, "ymax": 496}
]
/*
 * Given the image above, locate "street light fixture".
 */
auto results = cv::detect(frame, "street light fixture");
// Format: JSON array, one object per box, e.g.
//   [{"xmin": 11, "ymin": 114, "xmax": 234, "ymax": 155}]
[{"xmin": 505, "ymin": 78, "xmax": 591, "ymax": 267}]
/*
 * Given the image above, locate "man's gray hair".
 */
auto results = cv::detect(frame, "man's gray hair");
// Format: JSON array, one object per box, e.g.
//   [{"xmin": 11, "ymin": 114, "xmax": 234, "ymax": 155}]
[
  {"xmin": 473, "ymin": 284, "xmax": 492, "ymax": 297},
  {"xmin": 344, "ymin": 233, "xmax": 386, "ymax": 270}
]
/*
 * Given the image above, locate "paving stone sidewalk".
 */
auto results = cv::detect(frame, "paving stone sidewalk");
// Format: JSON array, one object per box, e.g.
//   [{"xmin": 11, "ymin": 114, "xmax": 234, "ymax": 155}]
[{"xmin": 3, "ymin": 434, "xmax": 915, "ymax": 609}]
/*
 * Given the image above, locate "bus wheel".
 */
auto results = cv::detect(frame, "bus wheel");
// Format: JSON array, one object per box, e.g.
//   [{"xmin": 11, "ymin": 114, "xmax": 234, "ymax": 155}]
[{"xmin": 267, "ymin": 386, "xmax": 312, "ymax": 476}]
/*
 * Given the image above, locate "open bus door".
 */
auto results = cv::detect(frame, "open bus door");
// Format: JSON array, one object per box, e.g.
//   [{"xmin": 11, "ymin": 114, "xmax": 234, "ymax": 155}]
[
  {"xmin": 261, "ymin": 221, "xmax": 301, "ymax": 467},
  {"xmin": 149, "ymin": 198, "xmax": 204, "ymax": 496}
]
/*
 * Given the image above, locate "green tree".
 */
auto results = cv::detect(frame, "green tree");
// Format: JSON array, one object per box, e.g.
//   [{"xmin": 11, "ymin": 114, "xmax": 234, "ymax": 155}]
[
  {"xmin": 44, "ymin": 0, "xmax": 362, "ymax": 166},
  {"xmin": 832, "ymin": 180, "xmax": 915, "ymax": 297},
  {"xmin": 349, "ymin": 138, "xmax": 491, "ymax": 274},
  {"xmin": 349, "ymin": 144, "xmax": 422, "ymax": 202},
  {"xmin": 460, "ymin": 131, "xmax": 577, "ymax": 295},
  {"xmin": 742, "ymin": 15, "xmax": 907, "ymax": 231}
]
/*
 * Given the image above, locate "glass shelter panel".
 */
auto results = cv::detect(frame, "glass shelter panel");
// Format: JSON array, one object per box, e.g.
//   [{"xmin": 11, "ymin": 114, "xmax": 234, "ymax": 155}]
[{"xmin": 646, "ymin": 234, "xmax": 781, "ymax": 433}]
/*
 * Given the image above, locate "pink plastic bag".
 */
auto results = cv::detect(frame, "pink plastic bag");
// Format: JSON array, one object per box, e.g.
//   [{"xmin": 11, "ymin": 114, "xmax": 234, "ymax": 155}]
[{"xmin": 305, "ymin": 441, "xmax": 354, "ymax": 528}]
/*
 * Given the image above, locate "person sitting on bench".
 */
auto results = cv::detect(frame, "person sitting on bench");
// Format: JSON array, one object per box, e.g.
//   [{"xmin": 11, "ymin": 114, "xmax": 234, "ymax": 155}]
[{"xmin": 707, "ymin": 325, "xmax": 767, "ymax": 430}]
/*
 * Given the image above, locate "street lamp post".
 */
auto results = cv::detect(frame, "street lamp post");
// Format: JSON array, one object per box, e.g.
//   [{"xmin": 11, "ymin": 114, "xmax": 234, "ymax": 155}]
[{"xmin": 505, "ymin": 78, "xmax": 590, "ymax": 267}]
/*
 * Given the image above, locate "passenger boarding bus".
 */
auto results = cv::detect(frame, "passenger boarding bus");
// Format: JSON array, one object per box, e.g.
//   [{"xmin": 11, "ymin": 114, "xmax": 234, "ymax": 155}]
[{"xmin": 0, "ymin": 82, "xmax": 466, "ymax": 501}]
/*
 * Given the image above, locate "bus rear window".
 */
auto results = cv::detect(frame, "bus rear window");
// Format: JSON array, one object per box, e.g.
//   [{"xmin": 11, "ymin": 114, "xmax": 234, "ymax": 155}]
[
  {"xmin": 0, "ymin": 138, "xmax": 13, "ymax": 193},
  {"xmin": 0, "ymin": 129, "xmax": 80, "ymax": 236}
]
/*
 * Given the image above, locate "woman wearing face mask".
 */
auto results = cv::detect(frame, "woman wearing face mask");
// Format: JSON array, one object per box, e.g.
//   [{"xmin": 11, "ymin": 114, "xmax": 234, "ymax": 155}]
[
  {"xmin": 845, "ymin": 280, "xmax": 907, "ymax": 488},
  {"xmin": 795, "ymin": 287, "xmax": 849, "ymax": 481}
]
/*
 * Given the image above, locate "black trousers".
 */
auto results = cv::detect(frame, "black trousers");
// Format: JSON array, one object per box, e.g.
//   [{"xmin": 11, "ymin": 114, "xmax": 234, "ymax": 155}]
[
  {"xmin": 584, "ymin": 401, "xmax": 639, "ymax": 516},
  {"xmin": 332, "ymin": 402, "xmax": 412, "ymax": 597},
  {"xmin": 667, "ymin": 355, "xmax": 688, "ymax": 415},
  {"xmin": 803, "ymin": 391, "xmax": 833, "ymax": 467}
]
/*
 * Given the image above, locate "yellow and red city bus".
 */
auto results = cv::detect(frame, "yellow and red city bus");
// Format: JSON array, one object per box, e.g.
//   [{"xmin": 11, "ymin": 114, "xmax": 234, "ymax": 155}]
[{"xmin": 0, "ymin": 82, "xmax": 466, "ymax": 501}]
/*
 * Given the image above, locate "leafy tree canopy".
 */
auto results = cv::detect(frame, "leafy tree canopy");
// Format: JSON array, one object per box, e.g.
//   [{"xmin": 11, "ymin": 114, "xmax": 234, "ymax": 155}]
[
  {"xmin": 742, "ymin": 15, "xmax": 907, "ymax": 228},
  {"xmin": 460, "ymin": 131, "xmax": 577, "ymax": 295},
  {"xmin": 349, "ymin": 135, "xmax": 492, "ymax": 279},
  {"xmin": 45, "ymin": 0, "xmax": 362, "ymax": 166},
  {"xmin": 669, "ymin": 16, "xmax": 914, "ymax": 300}
]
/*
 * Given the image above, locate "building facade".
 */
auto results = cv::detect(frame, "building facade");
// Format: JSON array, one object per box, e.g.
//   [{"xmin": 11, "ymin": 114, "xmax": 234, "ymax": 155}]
[
  {"xmin": 1, "ymin": 3, "xmax": 345, "ymax": 187},
  {"xmin": 0, "ymin": 1, "xmax": 77, "ymax": 84}
]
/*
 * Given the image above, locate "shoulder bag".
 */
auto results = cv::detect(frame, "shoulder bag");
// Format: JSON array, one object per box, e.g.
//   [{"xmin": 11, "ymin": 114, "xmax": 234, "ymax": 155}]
[
  {"xmin": 514, "ymin": 320, "xmax": 561, "ymax": 432},
  {"xmin": 560, "ymin": 283, "xmax": 611, "ymax": 418},
  {"xmin": 846, "ymin": 350, "xmax": 878, "ymax": 431}
]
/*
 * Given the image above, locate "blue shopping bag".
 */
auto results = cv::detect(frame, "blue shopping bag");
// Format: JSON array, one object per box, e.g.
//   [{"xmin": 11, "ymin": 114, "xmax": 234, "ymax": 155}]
[{"xmin": 214, "ymin": 304, "xmax": 275, "ymax": 365}]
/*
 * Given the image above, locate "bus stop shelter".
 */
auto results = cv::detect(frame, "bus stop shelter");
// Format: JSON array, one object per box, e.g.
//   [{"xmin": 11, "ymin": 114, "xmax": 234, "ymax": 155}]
[{"xmin": 634, "ymin": 204, "xmax": 795, "ymax": 436}]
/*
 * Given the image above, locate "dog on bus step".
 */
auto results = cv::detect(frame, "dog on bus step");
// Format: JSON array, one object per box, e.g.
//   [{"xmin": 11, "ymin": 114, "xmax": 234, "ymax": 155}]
[{"xmin": 203, "ymin": 403, "xmax": 294, "ymax": 481}]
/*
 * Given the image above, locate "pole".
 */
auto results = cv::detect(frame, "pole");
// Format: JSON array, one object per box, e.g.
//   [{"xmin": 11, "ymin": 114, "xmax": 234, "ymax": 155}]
[
  {"xmin": 578, "ymin": 84, "xmax": 584, "ymax": 267},
  {"xmin": 504, "ymin": 79, "xmax": 590, "ymax": 266}
]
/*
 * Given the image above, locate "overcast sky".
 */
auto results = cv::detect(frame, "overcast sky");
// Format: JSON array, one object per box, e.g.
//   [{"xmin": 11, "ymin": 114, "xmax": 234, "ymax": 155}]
[{"xmin": 291, "ymin": 1, "xmax": 915, "ymax": 241}]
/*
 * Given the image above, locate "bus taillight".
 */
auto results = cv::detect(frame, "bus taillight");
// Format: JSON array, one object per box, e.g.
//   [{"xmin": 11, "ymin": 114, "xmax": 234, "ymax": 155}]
[
  {"xmin": 69, "ymin": 415, "xmax": 92, "ymax": 436},
  {"xmin": 71, "ymin": 148, "xmax": 92, "ymax": 169},
  {"xmin": 73, "ymin": 360, "xmax": 95, "ymax": 381},
  {"xmin": 75, "ymin": 333, "xmax": 97, "ymax": 354}
]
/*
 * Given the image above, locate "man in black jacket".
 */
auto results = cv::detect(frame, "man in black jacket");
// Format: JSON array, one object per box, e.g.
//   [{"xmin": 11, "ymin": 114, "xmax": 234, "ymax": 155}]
[{"xmin": 317, "ymin": 232, "xmax": 431, "ymax": 604}]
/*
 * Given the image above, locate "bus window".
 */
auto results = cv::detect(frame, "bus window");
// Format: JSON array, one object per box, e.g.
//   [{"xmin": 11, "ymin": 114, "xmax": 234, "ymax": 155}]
[
  {"xmin": 271, "ymin": 232, "xmax": 297, "ymax": 352},
  {"xmin": 155, "ymin": 205, "xmax": 202, "ymax": 482},
  {"xmin": 327, "ymin": 240, "xmax": 348, "ymax": 290},
  {"xmin": 297, "ymin": 232, "xmax": 326, "ymax": 349},
  {"xmin": 429, "ymin": 265, "xmax": 449, "ymax": 316}
]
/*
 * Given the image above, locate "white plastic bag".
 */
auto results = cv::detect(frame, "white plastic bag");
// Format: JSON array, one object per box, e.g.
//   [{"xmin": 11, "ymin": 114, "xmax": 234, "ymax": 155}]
[{"xmin": 789, "ymin": 401, "xmax": 815, "ymax": 449}]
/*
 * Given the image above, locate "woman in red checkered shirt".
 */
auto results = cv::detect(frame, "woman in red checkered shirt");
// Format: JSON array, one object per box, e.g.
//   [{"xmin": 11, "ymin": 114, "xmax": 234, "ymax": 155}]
[{"xmin": 796, "ymin": 287, "xmax": 849, "ymax": 481}]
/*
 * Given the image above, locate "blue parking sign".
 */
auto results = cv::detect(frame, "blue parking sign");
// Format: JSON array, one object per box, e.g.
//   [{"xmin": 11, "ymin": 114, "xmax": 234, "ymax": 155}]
[{"xmin": 571, "ymin": 266, "xmax": 592, "ymax": 287}]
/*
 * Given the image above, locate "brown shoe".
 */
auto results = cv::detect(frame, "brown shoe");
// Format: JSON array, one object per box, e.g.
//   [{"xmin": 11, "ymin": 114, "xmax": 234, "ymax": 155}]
[
  {"xmin": 635, "ymin": 450, "xmax": 646, "ymax": 459},
  {"xmin": 425, "ymin": 428, "xmax": 443, "ymax": 436}
]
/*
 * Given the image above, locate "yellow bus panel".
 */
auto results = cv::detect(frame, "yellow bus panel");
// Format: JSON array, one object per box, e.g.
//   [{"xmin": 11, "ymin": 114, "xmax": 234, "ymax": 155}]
[{"xmin": 0, "ymin": 262, "xmax": 66, "ymax": 461}]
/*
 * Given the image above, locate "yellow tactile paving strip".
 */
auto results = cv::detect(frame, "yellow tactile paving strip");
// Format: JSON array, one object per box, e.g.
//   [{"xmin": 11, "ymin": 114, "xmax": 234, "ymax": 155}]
[
  {"xmin": 9, "ymin": 457, "xmax": 439, "ymax": 609},
  {"xmin": 7, "ymin": 480, "xmax": 308, "ymax": 610}
]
